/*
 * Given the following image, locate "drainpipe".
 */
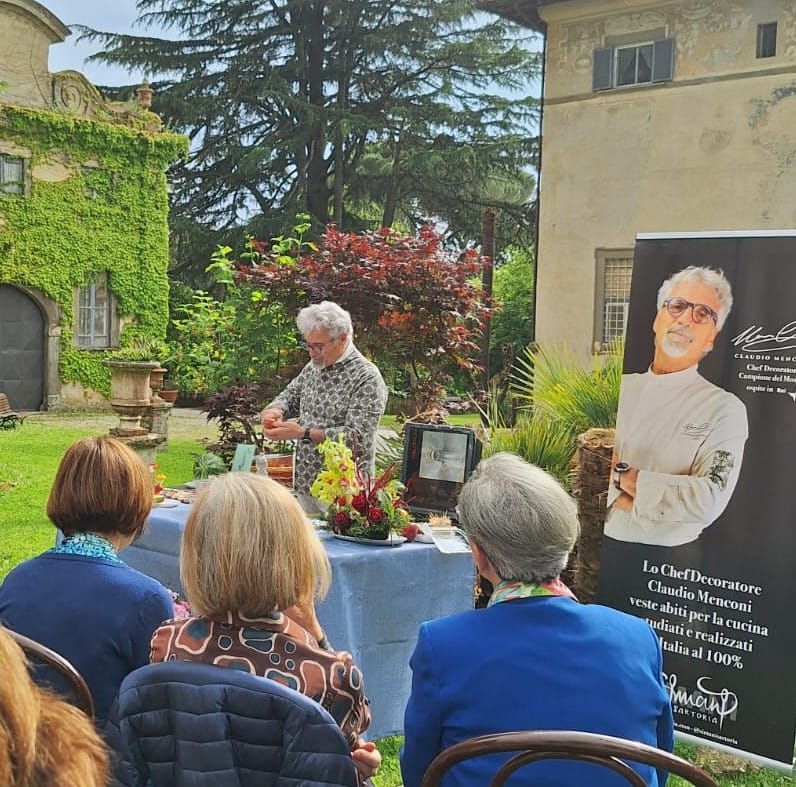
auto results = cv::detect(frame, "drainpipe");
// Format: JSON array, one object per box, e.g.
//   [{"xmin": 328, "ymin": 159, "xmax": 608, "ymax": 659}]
[{"xmin": 530, "ymin": 21, "xmax": 547, "ymax": 346}]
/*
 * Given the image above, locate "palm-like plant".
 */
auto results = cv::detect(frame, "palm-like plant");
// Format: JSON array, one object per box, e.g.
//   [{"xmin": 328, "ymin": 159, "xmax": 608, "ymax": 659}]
[
  {"xmin": 479, "ymin": 342, "xmax": 623, "ymax": 487},
  {"xmin": 512, "ymin": 341, "xmax": 623, "ymax": 437}
]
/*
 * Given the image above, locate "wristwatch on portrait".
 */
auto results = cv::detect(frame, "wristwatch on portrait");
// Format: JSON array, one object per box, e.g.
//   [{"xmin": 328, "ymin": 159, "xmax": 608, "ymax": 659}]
[
  {"xmin": 614, "ymin": 462, "xmax": 630, "ymax": 491},
  {"xmin": 301, "ymin": 427, "xmax": 312, "ymax": 444}
]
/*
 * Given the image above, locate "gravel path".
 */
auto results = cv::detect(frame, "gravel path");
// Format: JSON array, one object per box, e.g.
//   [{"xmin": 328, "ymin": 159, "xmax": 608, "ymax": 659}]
[{"xmin": 25, "ymin": 407, "xmax": 219, "ymax": 442}]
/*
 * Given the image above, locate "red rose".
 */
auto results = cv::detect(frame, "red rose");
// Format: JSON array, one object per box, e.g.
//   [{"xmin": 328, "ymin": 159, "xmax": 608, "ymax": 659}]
[
  {"xmin": 367, "ymin": 507, "xmax": 384, "ymax": 523},
  {"xmin": 336, "ymin": 496, "xmax": 348, "ymax": 507},
  {"xmin": 333, "ymin": 511, "xmax": 351, "ymax": 531},
  {"xmin": 351, "ymin": 493, "xmax": 368, "ymax": 513}
]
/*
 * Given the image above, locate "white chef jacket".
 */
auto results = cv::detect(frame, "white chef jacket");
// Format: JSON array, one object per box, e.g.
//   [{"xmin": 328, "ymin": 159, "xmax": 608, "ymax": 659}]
[{"xmin": 605, "ymin": 365, "xmax": 748, "ymax": 546}]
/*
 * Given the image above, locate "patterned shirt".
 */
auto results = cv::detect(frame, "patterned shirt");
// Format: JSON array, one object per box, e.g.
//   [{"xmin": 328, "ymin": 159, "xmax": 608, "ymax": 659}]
[
  {"xmin": 150, "ymin": 610, "xmax": 371, "ymax": 748},
  {"xmin": 267, "ymin": 344, "xmax": 387, "ymax": 493}
]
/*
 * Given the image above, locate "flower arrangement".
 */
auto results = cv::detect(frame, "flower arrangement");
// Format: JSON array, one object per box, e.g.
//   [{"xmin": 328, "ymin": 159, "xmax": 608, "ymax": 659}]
[
  {"xmin": 150, "ymin": 463, "xmax": 166, "ymax": 494},
  {"xmin": 310, "ymin": 436, "xmax": 410, "ymax": 539}
]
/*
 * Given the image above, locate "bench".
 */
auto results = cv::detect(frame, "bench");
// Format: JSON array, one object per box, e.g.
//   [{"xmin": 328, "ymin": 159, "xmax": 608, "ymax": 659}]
[{"xmin": 0, "ymin": 393, "xmax": 24, "ymax": 429}]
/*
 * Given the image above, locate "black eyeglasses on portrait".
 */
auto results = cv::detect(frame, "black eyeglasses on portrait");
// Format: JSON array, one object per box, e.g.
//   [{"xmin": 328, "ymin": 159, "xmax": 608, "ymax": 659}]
[{"xmin": 662, "ymin": 297, "xmax": 719, "ymax": 325}]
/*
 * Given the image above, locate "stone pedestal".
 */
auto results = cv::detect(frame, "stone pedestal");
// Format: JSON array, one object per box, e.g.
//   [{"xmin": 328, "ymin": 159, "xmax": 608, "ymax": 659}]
[
  {"xmin": 113, "ymin": 432, "xmax": 167, "ymax": 467},
  {"xmin": 148, "ymin": 401, "xmax": 173, "ymax": 447}
]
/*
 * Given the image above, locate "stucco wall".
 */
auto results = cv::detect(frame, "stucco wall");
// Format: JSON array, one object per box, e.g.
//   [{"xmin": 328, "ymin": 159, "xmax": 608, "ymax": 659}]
[
  {"xmin": 0, "ymin": 1, "xmax": 68, "ymax": 108},
  {"xmin": 535, "ymin": 0, "xmax": 796, "ymax": 354}
]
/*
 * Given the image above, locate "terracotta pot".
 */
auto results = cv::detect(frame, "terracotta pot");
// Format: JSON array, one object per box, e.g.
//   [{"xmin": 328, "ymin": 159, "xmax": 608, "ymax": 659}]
[{"xmin": 159, "ymin": 389, "xmax": 178, "ymax": 405}]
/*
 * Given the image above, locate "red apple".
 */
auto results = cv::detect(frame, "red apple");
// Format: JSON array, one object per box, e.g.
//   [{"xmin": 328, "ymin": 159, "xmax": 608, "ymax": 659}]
[{"xmin": 401, "ymin": 523, "xmax": 420, "ymax": 542}]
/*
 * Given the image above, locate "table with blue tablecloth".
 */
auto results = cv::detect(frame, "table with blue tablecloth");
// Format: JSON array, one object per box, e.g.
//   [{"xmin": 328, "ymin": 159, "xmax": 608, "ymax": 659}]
[{"xmin": 120, "ymin": 502, "xmax": 475, "ymax": 740}]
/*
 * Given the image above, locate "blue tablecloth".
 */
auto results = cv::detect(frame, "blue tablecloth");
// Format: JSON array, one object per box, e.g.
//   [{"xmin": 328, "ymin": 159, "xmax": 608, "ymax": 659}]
[{"xmin": 120, "ymin": 503, "xmax": 475, "ymax": 740}]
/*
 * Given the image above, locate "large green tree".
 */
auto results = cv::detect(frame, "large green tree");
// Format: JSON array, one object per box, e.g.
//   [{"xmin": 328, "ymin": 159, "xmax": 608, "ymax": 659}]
[{"xmin": 80, "ymin": 0, "xmax": 540, "ymax": 269}]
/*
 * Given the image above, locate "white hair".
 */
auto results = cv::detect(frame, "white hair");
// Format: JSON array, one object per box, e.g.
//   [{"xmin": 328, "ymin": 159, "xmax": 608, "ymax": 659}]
[
  {"xmin": 296, "ymin": 301, "xmax": 353, "ymax": 340},
  {"xmin": 457, "ymin": 452, "xmax": 579, "ymax": 583},
  {"xmin": 657, "ymin": 266, "xmax": 733, "ymax": 330}
]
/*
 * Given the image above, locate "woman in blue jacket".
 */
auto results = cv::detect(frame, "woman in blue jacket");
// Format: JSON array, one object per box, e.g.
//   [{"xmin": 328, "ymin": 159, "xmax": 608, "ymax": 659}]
[
  {"xmin": 400, "ymin": 452, "xmax": 674, "ymax": 787},
  {"xmin": 0, "ymin": 436, "xmax": 173, "ymax": 723}
]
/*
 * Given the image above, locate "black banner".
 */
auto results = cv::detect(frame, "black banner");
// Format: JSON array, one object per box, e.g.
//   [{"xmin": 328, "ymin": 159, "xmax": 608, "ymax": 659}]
[{"xmin": 597, "ymin": 232, "xmax": 796, "ymax": 770}]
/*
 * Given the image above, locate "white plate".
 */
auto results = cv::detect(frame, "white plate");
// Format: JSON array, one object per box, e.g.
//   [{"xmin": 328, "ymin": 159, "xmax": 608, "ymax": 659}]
[
  {"xmin": 153, "ymin": 499, "xmax": 179, "ymax": 508},
  {"xmin": 333, "ymin": 534, "xmax": 407, "ymax": 547}
]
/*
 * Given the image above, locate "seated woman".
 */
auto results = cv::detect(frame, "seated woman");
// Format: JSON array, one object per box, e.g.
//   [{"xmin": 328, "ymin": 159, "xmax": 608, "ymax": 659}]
[
  {"xmin": 0, "ymin": 436, "xmax": 174, "ymax": 723},
  {"xmin": 400, "ymin": 452, "xmax": 674, "ymax": 787},
  {"xmin": 0, "ymin": 625, "xmax": 109, "ymax": 786},
  {"xmin": 150, "ymin": 473, "xmax": 380, "ymax": 780}
]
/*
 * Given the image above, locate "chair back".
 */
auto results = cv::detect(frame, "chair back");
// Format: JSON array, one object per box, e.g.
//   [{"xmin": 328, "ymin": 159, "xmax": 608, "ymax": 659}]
[
  {"xmin": 7, "ymin": 628, "xmax": 94, "ymax": 718},
  {"xmin": 113, "ymin": 661, "xmax": 359, "ymax": 787},
  {"xmin": 420, "ymin": 730, "xmax": 718, "ymax": 787}
]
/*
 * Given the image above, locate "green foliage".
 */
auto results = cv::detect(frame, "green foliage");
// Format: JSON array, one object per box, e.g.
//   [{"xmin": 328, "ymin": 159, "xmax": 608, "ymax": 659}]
[
  {"xmin": 237, "ymin": 223, "xmax": 490, "ymax": 409},
  {"xmin": 484, "ymin": 415, "xmax": 576, "ymax": 488},
  {"xmin": 479, "ymin": 343, "xmax": 623, "ymax": 486},
  {"xmin": 489, "ymin": 244, "xmax": 535, "ymax": 375},
  {"xmin": 191, "ymin": 452, "xmax": 227, "ymax": 479},
  {"xmin": 165, "ymin": 238, "xmax": 304, "ymax": 398},
  {"xmin": 512, "ymin": 342, "xmax": 623, "ymax": 437},
  {"xmin": 0, "ymin": 104, "xmax": 186, "ymax": 397},
  {"xmin": 78, "ymin": 0, "xmax": 540, "ymax": 277}
]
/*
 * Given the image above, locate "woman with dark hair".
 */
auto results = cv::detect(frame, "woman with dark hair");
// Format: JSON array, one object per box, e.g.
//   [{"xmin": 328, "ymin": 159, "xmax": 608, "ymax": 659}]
[
  {"xmin": 0, "ymin": 625, "xmax": 109, "ymax": 786},
  {"xmin": 0, "ymin": 436, "xmax": 173, "ymax": 722}
]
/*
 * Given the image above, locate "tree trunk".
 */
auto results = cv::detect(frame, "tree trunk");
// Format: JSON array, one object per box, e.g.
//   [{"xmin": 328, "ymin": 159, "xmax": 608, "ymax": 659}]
[
  {"xmin": 304, "ymin": 1, "xmax": 329, "ymax": 223},
  {"xmin": 571, "ymin": 427, "xmax": 614, "ymax": 603}
]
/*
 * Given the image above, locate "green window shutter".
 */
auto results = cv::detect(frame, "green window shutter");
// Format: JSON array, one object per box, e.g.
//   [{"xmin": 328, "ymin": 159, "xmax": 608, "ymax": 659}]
[
  {"xmin": 652, "ymin": 38, "xmax": 674, "ymax": 82},
  {"xmin": 593, "ymin": 47, "xmax": 613, "ymax": 90}
]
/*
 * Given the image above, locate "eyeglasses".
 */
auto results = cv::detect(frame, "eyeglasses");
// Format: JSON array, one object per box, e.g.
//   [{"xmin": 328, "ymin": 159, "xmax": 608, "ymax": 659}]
[
  {"xmin": 299, "ymin": 338, "xmax": 336, "ymax": 353},
  {"xmin": 662, "ymin": 297, "xmax": 719, "ymax": 326}
]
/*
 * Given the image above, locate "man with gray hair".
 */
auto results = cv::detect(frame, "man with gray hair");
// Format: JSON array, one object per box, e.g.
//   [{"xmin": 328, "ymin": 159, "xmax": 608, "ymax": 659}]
[
  {"xmin": 606, "ymin": 265, "xmax": 748, "ymax": 547},
  {"xmin": 261, "ymin": 301, "xmax": 387, "ymax": 493},
  {"xmin": 401, "ymin": 452, "xmax": 673, "ymax": 787}
]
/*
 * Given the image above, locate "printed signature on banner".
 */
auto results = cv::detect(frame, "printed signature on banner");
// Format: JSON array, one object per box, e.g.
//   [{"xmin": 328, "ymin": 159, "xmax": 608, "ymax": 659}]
[
  {"xmin": 732, "ymin": 322, "xmax": 796, "ymax": 354},
  {"xmin": 664, "ymin": 674, "xmax": 739, "ymax": 733}
]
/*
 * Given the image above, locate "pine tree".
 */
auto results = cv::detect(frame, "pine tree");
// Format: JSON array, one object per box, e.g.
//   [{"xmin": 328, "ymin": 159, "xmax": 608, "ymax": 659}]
[{"xmin": 79, "ymin": 0, "xmax": 539, "ymax": 261}]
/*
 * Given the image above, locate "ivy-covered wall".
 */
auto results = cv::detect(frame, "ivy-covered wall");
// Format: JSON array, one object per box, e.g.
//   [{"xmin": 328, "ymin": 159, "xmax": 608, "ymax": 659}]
[{"xmin": 0, "ymin": 103, "xmax": 187, "ymax": 403}]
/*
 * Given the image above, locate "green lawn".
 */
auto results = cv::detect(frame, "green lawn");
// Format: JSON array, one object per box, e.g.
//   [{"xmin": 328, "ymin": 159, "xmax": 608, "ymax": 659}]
[{"xmin": 0, "ymin": 414, "xmax": 789, "ymax": 786}]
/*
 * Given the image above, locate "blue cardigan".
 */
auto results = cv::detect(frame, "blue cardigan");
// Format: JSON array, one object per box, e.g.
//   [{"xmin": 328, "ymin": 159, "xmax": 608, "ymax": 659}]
[
  {"xmin": 400, "ymin": 596, "xmax": 673, "ymax": 787},
  {"xmin": 0, "ymin": 552, "xmax": 173, "ymax": 721}
]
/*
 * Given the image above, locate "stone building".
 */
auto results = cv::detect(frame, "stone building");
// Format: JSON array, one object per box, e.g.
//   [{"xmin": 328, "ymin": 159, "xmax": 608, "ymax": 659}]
[
  {"xmin": 0, "ymin": 0, "xmax": 185, "ymax": 410},
  {"xmin": 482, "ymin": 0, "xmax": 796, "ymax": 355}
]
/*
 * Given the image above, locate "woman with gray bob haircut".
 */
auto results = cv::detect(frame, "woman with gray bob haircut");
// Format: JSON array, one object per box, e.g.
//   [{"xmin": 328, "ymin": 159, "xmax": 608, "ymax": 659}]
[
  {"xmin": 457, "ymin": 452, "xmax": 579, "ymax": 584},
  {"xmin": 401, "ymin": 451, "xmax": 673, "ymax": 787}
]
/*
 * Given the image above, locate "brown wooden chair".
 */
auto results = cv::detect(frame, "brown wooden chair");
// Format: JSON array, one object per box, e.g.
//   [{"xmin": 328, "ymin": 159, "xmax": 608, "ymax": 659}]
[
  {"xmin": 420, "ymin": 730, "xmax": 718, "ymax": 787},
  {"xmin": 7, "ymin": 629, "xmax": 95, "ymax": 719},
  {"xmin": 0, "ymin": 392, "xmax": 25, "ymax": 429}
]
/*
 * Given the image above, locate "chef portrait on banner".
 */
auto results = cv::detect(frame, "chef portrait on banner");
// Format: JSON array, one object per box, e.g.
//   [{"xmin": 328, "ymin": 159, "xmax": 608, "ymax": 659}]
[{"xmin": 605, "ymin": 265, "xmax": 749, "ymax": 547}]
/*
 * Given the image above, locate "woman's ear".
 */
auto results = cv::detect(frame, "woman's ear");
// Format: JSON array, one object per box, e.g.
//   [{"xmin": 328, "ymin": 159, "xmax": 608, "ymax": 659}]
[{"xmin": 470, "ymin": 541, "xmax": 495, "ymax": 580}]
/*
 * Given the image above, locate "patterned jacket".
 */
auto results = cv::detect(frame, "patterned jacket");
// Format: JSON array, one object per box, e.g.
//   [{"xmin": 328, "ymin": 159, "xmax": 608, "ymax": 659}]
[
  {"xmin": 150, "ymin": 610, "xmax": 371, "ymax": 748},
  {"xmin": 266, "ymin": 344, "xmax": 387, "ymax": 492}
]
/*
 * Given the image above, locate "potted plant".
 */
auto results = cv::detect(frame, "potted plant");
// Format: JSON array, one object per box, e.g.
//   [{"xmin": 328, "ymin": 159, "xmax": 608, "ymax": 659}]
[{"xmin": 192, "ymin": 452, "xmax": 227, "ymax": 481}]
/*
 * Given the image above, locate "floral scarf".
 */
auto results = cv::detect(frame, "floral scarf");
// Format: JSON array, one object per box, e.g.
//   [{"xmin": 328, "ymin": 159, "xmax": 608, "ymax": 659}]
[
  {"xmin": 49, "ymin": 532, "xmax": 123, "ymax": 564},
  {"xmin": 487, "ymin": 577, "xmax": 577, "ymax": 608}
]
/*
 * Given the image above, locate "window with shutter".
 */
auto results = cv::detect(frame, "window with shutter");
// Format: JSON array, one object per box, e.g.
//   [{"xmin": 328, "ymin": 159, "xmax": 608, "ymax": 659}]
[
  {"xmin": 0, "ymin": 155, "xmax": 25, "ymax": 195},
  {"xmin": 593, "ymin": 38, "xmax": 674, "ymax": 91},
  {"xmin": 756, "ymin": 23, "xmax": 777, "ymax": 58}
]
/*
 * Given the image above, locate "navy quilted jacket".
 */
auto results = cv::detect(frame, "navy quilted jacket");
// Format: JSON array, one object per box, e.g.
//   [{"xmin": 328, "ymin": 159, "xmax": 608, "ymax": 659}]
[{"xmin": 108, "ymin": 661, "xmax": 360, "ymax": 787}]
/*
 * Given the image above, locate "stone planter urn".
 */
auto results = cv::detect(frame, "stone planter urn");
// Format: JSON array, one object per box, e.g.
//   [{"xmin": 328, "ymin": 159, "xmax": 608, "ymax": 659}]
[{"xmin": 105, "ymin": 360, "xmax": 158, "ymax": 436}]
